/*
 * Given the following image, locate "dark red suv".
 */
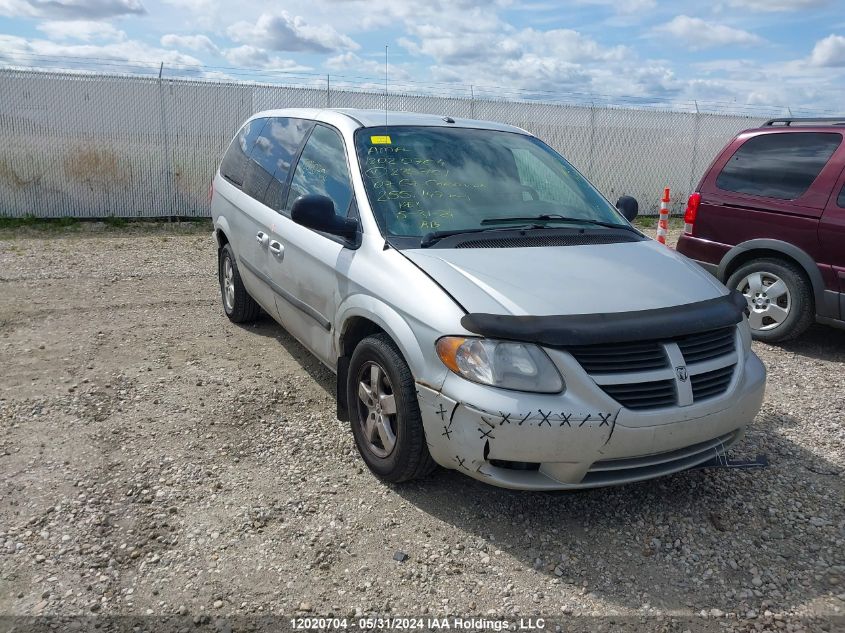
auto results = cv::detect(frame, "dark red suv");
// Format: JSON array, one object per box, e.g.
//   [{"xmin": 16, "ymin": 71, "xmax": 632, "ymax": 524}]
[{"xmin": 676, "ymin": 117, "xmax": 845, "ymax": 342}]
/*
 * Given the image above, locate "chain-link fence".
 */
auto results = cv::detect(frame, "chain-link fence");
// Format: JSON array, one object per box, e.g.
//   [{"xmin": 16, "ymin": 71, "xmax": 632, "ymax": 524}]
[{"xmin": 0, "ymin": 68, "xmax": 769, "ymax": 218}]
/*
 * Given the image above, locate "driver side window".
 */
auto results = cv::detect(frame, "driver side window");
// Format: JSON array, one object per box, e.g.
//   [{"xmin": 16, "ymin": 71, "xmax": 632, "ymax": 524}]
[{"xmin": 287, "ymin": 125, "xmax": 354, "ymax": 218}]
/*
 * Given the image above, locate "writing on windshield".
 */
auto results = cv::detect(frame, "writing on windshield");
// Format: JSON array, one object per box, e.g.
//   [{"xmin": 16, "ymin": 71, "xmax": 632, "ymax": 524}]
[
  {"xmin": 365, "ymin": 144, "xmax": 484, "ymax": 231},
  {"xmin": 355, "ymin": 127, "xmax": 622, "ymax": 238}
]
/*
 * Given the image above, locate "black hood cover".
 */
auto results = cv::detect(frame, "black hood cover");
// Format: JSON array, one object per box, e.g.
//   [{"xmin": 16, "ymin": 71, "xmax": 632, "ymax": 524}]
[{"xmin": 460, "ymin": 290, "xmax": 748, "ymax": 346}]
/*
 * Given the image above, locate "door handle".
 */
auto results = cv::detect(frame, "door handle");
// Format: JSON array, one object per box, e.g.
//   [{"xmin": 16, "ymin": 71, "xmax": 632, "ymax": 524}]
[
  {"xmin": 256, "ymin": 231, "xmax": 269, "ymax": 247},
  {"xmin": 269, "ymin": 241, "xmax": 284, "ymax": 259}
]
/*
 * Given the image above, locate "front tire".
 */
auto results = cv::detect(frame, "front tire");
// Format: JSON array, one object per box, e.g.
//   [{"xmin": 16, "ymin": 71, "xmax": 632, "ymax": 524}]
[
  {"xmin": 218, "ymin": 243, "xmax": 260, "ymax": 323},
  {"xmin": 347, "ymin": 334, "xmax": 435, "ymax": 483},
  {"xmin": 727, "ymin": 258, "xmax": 814, "ymax": 343}
]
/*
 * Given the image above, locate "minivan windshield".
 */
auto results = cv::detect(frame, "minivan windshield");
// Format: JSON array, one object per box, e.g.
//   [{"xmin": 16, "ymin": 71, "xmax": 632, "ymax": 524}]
[{"xmin": 354, "ymin": 126, "xmax": 628, "ymax": 241}]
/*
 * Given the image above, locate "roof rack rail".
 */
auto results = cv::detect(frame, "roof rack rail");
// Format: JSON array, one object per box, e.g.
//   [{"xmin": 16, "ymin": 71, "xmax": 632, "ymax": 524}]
[{"xmin": 763, "ymin": 117, "xmax": 845, "ymax": 127}]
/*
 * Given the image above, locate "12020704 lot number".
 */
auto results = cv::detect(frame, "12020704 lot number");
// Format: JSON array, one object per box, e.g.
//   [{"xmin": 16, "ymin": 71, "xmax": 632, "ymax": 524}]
[{"xmin": 290, "ymin": 617, "xmax": 432, "ymax": 630}]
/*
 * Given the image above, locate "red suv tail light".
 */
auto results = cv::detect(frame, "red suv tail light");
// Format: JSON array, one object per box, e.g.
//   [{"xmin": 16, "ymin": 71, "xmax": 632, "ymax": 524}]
[{"xmin": 684, "ymin": 192, "xmax": 701, "ymax": 235}]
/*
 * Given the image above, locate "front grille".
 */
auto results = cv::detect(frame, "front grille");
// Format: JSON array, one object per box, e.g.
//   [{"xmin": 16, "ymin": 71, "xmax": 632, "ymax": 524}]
[
  {"xmin": 567, "ymin": 340, "xmax": 667, "ymax": 374},
  {"xmin": 563, "ymin": 326, "xmax": 738, "ymax": 411},
  {"xmin": 602, "ymin": 379, "xmax": 676, "ymax": 410},
  {"xmin": 691, "ymin": 365, "xmax": 735, "ymax": 401},
  {"xmin": 455, "ymin": 233, "xmax": 638, "ymax": 248},
  {"xmin": 676, "ymin": 327, "xmax": 735, "ymax": 363}
]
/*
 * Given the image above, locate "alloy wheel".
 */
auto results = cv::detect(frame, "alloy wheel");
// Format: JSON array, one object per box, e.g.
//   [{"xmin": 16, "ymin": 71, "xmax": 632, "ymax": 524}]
[
  {"xmin": 356, "ymin": 362, "xmax": 398, "ymax": 458},
  {"xmin": 738, "ymin": 271, "xmax": 791, "ymax": 331},
  {"xmin": 222, "ymin": 256, "xmax": 235, "ymax": 311}
]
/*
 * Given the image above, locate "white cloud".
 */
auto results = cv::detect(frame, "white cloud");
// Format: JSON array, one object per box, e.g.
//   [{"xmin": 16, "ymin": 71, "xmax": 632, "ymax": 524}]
[
  {"xmin": 227, "ymin": 11, "xmax": 359, "ymax": 53},
  {"xmin": 571, "ymin": 0, "xmax": 656, "ymax": 13},
  {"xmin": 325, "ymin": 51, "xmax": 380, "ymax": 73},
  {"xmin": 222, "ymin": 44, "xmax": 311, "ymax": 71},
  {"xmin": 37, "ymin": 19, "xmax": 125, "ymax": 40},
  {"xmin": 326, "ymin": 51, "xmax": 411, "ymax": 81},
  {"xmin": 370, "ymin": 1, "xmax": 652, "ymax": 99},
  {"xmin": 1, "ymin": 0, "xmax": 840, "ymax": 114},
  {"xmin": 0, "ymin": 33, "xmax": 202, "ymax": 69},
  {"xmin": 0, "ymin": 0, "xmax": 144, "ymax": 19},
  {"xmin": 161, "ymin": 33, "xmax": 218, "ymax": 55},
  {"xmin": 809, "ymin": 34, "xmax": 845, "ymax": 67},
  {"xmin": 652, "ymin": 15, "xmax": 764, "ymax": 50},
  {"xmin": 160, "ymin": 0, "xmax": 213, "ymax": 12},
  {"xmin": 725, "ymin": 0, "xmax": 827, "ymax": 11},
  {"xmin": 520, "ymin": 28, "xmax": 628, "ymax": 62},
  {"xmin": 157, "ymin": 0, "xmax": 217, "ymax": 29}
]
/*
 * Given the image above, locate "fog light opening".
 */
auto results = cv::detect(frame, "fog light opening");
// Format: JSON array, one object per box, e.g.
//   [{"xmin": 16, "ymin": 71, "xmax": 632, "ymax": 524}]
[{"xmin": 489, "ymin": 459, "xmax": 540, "ymax": 471}]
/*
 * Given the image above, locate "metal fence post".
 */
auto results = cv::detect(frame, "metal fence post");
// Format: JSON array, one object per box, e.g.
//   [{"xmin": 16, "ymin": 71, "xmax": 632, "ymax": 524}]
[
  {"xmin": 687, "ymin": 100, "xmax": 701, "ymax": 208},
  {"xmin": 157, "ymin": 62, "xmax": 175, "ymax": 217},
  {"xmin": 327, "ymin": 74, "xmax": 331, "ymax": 107},
  {"xmin": 588, "ymin": 101, "xmax": 596, "ymax": 176}
]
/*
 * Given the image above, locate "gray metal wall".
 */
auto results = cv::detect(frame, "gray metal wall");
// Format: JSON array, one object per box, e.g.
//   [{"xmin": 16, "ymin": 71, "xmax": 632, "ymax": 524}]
[{"xmin": 0, "ymin": 68, "xmax": 766, "ymax": 218}]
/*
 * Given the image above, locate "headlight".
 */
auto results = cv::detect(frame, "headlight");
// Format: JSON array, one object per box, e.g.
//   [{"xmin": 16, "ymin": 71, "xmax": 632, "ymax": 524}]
[{"xmin": 435, "ymin": 337, "xmax": 564, "ymax": 393}]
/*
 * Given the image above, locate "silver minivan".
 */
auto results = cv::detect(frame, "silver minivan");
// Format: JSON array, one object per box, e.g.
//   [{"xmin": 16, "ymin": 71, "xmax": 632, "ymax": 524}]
[{"xmin": 211, "ymin": 108, "xmax": 766, "ymax": 490}]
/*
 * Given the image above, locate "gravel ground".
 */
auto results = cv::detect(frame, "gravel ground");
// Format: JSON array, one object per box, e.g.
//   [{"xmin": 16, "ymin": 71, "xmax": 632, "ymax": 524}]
[{"xmin": 0, "ymin": 222, "xmax": 843, "ymax": 632}]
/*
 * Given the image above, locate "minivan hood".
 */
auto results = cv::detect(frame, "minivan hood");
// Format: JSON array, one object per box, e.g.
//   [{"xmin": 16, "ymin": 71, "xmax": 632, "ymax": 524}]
[{"xmin": 403, "ymin": 240, "xmax": 728, "ymax": 317}]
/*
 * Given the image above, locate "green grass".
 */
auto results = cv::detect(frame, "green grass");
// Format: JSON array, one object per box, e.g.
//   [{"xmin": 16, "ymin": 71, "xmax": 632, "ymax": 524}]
[
  {"xmin": 0, "ymin": 215, "xmax": 80, "ymax": 230},
  {"xmin": 0, "ymin": 215, "xmax": 212, "ymax": 237},
  {"xmin": 634, "ymin": 216, "xmax": 684, "ymax": 230},
  {"xmin": 102, "ymin": 215, "xmax": 128, "ymax": 228}
]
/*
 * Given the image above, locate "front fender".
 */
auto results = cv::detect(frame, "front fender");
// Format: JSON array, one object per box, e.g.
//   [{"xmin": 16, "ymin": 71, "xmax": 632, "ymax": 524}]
[{"xmin": 335, "ymin": 295, "xmax": 449, "ymax": 389}]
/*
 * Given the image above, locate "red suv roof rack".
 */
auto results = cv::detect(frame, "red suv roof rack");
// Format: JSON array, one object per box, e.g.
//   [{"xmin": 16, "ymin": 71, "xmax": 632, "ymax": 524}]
[{"xmin": 762, "ymin": 117, "xmax": 845, "ymax": 127}]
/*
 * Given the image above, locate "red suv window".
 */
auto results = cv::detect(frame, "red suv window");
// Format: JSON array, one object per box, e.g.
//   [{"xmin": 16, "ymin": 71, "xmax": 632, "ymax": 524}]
[
  {"xmin": 716, "ymin": 132, "xmax": 841, "ymax": 201},
  {"xmin": 839, "ymin": 183, "xmax": 845, "ymax": 208}
]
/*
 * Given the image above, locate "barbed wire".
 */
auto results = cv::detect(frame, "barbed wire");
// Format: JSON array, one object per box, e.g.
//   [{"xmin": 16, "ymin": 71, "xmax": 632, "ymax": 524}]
[{"xmin": 0, "ymin": 51, "xmax": 836, "ymax": 117}]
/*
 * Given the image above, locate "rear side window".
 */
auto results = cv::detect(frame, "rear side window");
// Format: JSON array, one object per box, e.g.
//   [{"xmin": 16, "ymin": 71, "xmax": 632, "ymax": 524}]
[
  {"xmin": 716, "ymin": 132, "xmax": 841, "ymax": 200},
  {"xmin": 838, "ymin": 184, "xmax": 845, "ymax": 208},
  {"xmin": 220, "ymin": 119, "xmax": 266, "ymax": 187},
  {"xmin": 287, "ymin": 125, "xmax": 353, "ymax": 216},
  {"xmin": 244, "ymin": 117, "xmax": 313, "ymax": 209}
]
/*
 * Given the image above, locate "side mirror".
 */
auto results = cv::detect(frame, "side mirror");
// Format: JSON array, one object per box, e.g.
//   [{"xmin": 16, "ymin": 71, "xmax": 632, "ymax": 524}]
[
  {"xmin": 616, "ymin": 195, "xmax": 638, "ymax": 222},
  {"xmin": 291, "ymin": 194, "xmax": 358, "ymax": 240}
]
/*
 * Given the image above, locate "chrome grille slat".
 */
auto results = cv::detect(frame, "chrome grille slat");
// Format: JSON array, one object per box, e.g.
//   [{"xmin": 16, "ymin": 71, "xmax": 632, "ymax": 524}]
[
  {"xmin": 568, "ymin": 341, "xmax": 668, "ymax": 374},
  {"xmin": 602, "ymin": 379, "xmax": 675, "ymax": 410},
  {"xmin": 696, "ymin": 369, "xmax": 733, "ymax": 380},
  {"xmin": 676, "ymin": 327, "xmax": 736, "ymax": 363},
  {"xmin": 563, "ymin": 326, "xmax": 738, "ymax": 410},
  {"xmin": 599, "ymin": 383, "xmax": 677, "ymax": 395},
  {"xmin": 691, "ymin": 365, "xmax": 735, "ymax": 401},
  {"xmin": 681, "ymin": 338, "xmax": 733, "ymax": 351}
]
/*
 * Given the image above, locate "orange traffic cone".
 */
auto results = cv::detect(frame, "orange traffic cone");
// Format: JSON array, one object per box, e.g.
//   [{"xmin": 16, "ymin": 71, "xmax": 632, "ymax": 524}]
[{"xmin": 656, "ymin": 188, "xmax": 670, "ymax": 245}]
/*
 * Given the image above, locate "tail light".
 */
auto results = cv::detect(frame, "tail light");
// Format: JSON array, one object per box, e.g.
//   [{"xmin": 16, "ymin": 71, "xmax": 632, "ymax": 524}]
[
  {"xmin": 208, "ymin": 181, "xmax": 214, "ymax": 204},
  {"xmin": 684, "ymin": 192, "xmax": 701, "ymax": 235}
]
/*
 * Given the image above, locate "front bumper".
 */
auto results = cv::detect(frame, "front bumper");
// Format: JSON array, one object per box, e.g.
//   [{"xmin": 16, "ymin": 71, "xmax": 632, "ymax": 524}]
[{"xmin": 416, "ymin": 344, "xmax": 766, "ymax": 490}]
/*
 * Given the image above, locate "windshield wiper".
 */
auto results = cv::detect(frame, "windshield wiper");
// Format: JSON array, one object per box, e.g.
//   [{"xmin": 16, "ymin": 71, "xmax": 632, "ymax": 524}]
[
  {"xmin": 419, "ymin": 225, "xmax": 537, "ymax": 248},
  {"xmin": 480, "ymin": 214, "xmax": 638, "ymax": 232}
]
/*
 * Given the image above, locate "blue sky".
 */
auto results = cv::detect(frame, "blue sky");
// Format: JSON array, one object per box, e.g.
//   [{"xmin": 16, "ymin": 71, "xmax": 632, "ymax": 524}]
[{"xmin": 0, "ymin": 0, "xmax": 843, "ymax": 112}]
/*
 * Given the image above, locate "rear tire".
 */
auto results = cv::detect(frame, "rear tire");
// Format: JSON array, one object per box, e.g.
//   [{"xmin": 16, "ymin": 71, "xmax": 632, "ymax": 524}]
[
  {"xmin": 218, "ymin": 243, "xmax": 260, "ymax": 323},
  {"xmin": 347, "ymin": 334, "xmax": 436, "ymax": 483},
  {"xmin": 727, "ymin": 258, "xmax": 813, "ymax": 343}
]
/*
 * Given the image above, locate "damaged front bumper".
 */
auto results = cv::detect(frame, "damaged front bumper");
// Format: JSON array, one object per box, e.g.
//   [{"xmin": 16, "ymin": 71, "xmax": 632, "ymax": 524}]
[{"xmin": 416, "ymin": 346, "xmax": 766, "ymax": 490}]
